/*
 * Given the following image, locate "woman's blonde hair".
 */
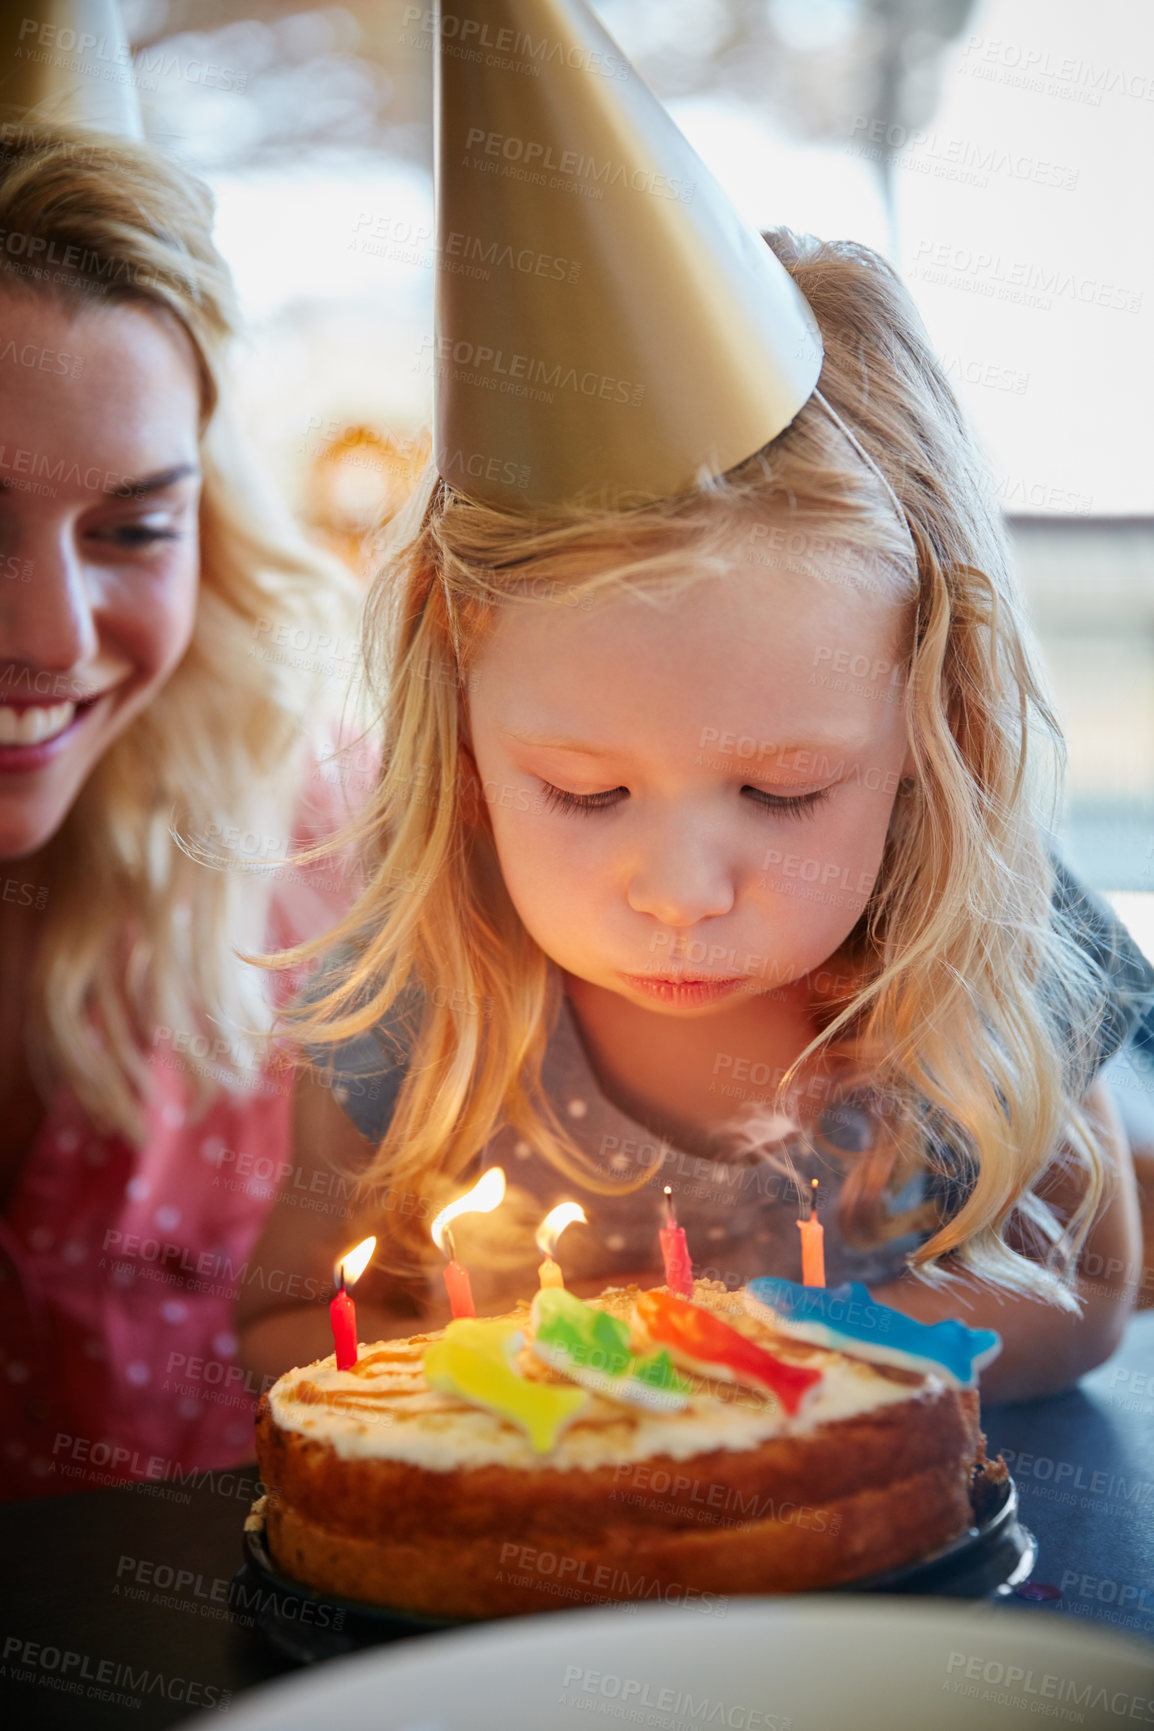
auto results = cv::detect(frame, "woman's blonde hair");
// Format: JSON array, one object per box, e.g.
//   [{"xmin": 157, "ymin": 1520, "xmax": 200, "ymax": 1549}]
[
  {"xmin": 278, "ymin": 230, "xmax": 1113, "ymax": 1309},
  {"xmin": 0, "ymin": 123, "xmax": 358, "ymax": 1142}
]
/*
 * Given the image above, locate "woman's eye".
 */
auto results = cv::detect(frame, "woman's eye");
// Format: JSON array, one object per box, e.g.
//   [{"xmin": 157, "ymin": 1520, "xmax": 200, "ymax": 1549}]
[
  {"xmin": 90, "ymin": 516, "xmax": 184, "ymax": 548},
  {"xmin": 538, "ymin": 782, "xmax": 625, "ymax": 815},
  {"xmin": 745, "ymin": 785, "xmax": 832, "ymax": 819}
]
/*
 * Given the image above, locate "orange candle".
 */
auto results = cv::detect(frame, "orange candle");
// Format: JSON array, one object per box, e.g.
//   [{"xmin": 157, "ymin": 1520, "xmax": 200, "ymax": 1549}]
[{"xmin": 797, "ymin": 1178, "xmax": 825, "ymax": 1287}]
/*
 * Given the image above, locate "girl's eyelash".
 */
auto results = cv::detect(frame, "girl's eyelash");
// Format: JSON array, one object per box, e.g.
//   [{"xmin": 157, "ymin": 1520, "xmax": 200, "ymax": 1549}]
[
  {"xmin": 538, "ymin": 782, "xmax": 624, "ymax": 815},
  {"xmin": 746, "ymin": 785, "xmax": 833, "ymax": 820},
  {"xmin": 537, "ymin": 782, "xmax": 833, "ymax": 818}
]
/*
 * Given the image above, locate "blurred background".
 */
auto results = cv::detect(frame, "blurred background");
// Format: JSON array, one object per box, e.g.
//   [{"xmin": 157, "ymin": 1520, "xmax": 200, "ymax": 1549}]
[{"xmin": 122, "ymin": 0, "xmax": 1153, "ymax": 948}]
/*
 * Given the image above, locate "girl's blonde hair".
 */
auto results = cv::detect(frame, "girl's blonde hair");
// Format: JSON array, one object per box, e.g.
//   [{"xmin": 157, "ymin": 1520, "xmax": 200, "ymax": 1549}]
[
  {"xmin": 278, "ymin": 229, "xmax": 1112, "ymax": 1309},
  {"xmin": 0, "ymin": 123, "xmax": 358, "ymax": 1142}
]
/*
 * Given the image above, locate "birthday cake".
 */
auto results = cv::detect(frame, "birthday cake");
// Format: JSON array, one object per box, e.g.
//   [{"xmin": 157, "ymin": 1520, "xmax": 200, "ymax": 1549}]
[{"xmin": 253, "ymin": 1278, "xmax": 1004, "ymax": 1617}]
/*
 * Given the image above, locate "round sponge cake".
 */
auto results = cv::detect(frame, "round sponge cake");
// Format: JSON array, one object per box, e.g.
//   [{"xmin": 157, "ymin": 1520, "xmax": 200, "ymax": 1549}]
[{"xmin": 254, "ymin": 1280, "xmax": 996, "ymax": 1617}]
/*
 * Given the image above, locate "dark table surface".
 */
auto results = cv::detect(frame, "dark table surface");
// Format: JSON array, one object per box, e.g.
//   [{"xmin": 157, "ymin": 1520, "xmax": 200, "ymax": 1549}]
[{"xmin": 2, "ymin": 1312, "xmax": 1151, "ymax": 1730}]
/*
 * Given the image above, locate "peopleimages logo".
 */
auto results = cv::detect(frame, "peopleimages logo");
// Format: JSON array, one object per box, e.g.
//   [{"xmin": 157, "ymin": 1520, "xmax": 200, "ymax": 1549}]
[
  {"xmin": 17, "ymin": 15, "xmax": 130, "ymax": 61},
  {"xmin": 559, "ymin": 1667, "xmax": 790, "ymax": 1728},
  {"xmin": 463, "ymin": 127, "xmax": 696, "ymax": 203},
  {"xmin": 421, "ymin": 333, "xmax": 645, "ymax": 407},
  {"xmin": 16, "ymin": 14, "xmax": 246, "ymax": 92},
  {"xmin": 945, "ymin": 1651, "xmax": 1154, "ymax": 1719},
  {"xmin": 1, "ymin": 1638, "xmax": 231, "ymax": 1713},
  {"xmin": 400, "ymin": 6, "xmax": 633, "ymax": 81}
]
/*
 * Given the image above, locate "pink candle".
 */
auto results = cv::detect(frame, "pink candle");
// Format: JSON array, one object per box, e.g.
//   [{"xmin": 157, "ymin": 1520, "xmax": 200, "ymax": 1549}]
[
  {"xmin": 329, "ymin": 1280, "xmax": 358, "ymax": 1370},
  {"xmin": 442, "ymin": 1254, "xmax": 476, "ymax": 1319},
  {"xmin": 660, "ymin": 1186, "xmax": 694, "ymax": 1298},
  {"xmin": 798, "ymin": 1178, "xmax": 825, "ymax": 1287},
  {"xmin": 430, "ymin": 1167, "xmax": 507, "ymax": 1318}
]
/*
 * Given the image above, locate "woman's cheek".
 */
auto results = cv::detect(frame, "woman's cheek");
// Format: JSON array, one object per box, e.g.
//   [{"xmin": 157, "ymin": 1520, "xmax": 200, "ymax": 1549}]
[{"xmin": 125, "ymin": 549, "xmax": 200, "ymax": 682}]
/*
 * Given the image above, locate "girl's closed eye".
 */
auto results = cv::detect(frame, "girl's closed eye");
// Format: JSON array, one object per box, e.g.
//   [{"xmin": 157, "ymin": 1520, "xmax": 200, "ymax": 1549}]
[
  {"xmin": 746, "ymin": 784, "xmax": 833, "ymax": 820},
  {"xmin": 537, "ymin": 781, "xmax": 833, "ymax": 819},
  {"xmin": 537, "ymin": 782, "xmax": 625, "ymax": 815}
]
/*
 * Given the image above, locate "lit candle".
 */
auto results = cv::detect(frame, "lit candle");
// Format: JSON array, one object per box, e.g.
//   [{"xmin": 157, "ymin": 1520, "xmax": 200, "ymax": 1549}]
[
  {"xmin": 659, "ymin": 1186, "xmax": 694, "ymax": 1298},
  {"xmin": 430, "ymin": 1167, "xmax": 507, "ymax": 1318},
  {"xmin": 798, "ymin": 1178, "xmax": 825, "ymax": 1287},
  {"xmin": 535, "ymin": 1202, "xmax": 587, "ymax": 1289},
  {"xmin": 329, "ymin": 1235, "xmax": 376, "ymax": 1370}
]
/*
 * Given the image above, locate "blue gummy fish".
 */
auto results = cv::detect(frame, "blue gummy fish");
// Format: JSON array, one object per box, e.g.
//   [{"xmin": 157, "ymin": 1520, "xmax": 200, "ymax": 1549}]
[{"xmin": 744, "ymin": 1277, "xmax": 1001, "ymax": 1389}]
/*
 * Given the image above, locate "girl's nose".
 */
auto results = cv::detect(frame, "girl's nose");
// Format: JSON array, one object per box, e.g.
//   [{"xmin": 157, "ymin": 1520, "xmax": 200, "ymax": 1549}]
[
  {"xmin": 0, "ymin": 524, "xmax": 100, "ymax": 681},
  {"xmin": 626, "ymin": 826, "xmax": 736, "ymax": 928}
]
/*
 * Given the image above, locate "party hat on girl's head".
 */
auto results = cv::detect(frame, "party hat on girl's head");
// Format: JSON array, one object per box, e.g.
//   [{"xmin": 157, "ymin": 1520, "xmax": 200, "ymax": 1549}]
[
  {"xmin": 0, "ymin": 0, "xmax": 143, "ymax": 139},
  {"xmin": 434, "ymin": 0, "xmax": 822, "ymax": 512}
]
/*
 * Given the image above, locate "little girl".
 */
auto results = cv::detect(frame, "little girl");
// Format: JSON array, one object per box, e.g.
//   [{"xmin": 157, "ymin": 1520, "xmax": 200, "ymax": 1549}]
[{"xmin": 240, "ymin": 14, "xmax": 1151, "ymax": 1407}]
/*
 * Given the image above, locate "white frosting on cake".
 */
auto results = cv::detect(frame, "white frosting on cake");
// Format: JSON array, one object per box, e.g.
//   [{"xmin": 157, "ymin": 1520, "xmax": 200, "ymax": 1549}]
[{"xmin": 267, "ymin": 1284, "xmax": 946, "ymax": 1473}]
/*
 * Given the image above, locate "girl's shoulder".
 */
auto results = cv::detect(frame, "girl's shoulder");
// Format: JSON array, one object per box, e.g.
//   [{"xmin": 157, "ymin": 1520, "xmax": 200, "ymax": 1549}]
[
  {"xmin": 291, "ymin": 942, "xmax": 415, "ymax": 1142},
  {"xmin": 1049, "ymin": 855, "xmax": 1154, "ymax": 1063}
]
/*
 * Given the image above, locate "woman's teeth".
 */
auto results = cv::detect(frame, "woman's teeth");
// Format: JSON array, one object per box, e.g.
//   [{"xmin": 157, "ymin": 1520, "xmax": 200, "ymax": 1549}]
[{"xmin": 0, "ymin": 701, "xmax": 77, "ymax": 745}]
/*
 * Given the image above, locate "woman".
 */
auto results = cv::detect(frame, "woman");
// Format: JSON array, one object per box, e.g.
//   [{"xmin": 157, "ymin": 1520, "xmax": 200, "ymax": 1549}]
[{"xmin": 0, "ymin": 117, "xmax": 361, "ymax": 1499}]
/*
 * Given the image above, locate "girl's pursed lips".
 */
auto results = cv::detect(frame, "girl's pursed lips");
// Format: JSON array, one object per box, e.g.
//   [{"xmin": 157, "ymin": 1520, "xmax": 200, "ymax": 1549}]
[{"xmin": 628, "ymin": 974, "xmax": 746, "ymax": 984}]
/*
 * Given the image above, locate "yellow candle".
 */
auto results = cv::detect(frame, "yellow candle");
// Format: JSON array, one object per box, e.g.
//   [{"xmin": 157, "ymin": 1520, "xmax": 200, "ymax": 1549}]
[
  {"xmin": 798, "ymin": 1178, "xmax": 825, "ymax": 1287},
  {"xmin": 535, "ymin": 1202, "xmax": 586, "ymax": 1290}
]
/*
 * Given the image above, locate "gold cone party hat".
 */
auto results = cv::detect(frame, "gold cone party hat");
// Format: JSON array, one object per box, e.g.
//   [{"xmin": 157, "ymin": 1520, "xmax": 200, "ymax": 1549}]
[
  {"xmin": 0, "ymin": 0, "xmax": 143, "ymax": 138},
  {"xmin": 434, "ymin": 0, "xmax": 822, "ymax": 511}
]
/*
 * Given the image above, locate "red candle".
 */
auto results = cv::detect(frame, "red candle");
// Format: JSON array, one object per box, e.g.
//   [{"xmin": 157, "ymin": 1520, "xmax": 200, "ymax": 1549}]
[
  {"xmin": 659, "ymin": 1186, "xmax": 694, "ymax": 1298},
  {"xmin": 329, "ymin": 1235, "xmax": 376, "ymax": 1370},
  {"xmin": 798, "ymin": 1178, "xmax": 825, "ymax": 1287}
]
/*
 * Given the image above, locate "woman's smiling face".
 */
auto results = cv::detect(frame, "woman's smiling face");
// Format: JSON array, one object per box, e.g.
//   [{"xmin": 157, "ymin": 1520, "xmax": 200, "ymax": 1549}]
[
  {"xmin": 0, "ymin": 291, "xmax": 202, "ymax": 861},
  {"xmin": 465, "ymin": 546, "xmax": 914, "ymax": 1014}
]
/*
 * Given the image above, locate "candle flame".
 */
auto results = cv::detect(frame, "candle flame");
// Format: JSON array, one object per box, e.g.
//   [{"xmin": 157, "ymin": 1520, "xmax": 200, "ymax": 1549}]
[
  {"xmin": 335, "ymin": 1235, "xmax": 376, "ymax": 1288},
  {"xmin": 431, "ymin": 1167, "xmax": 507, "ymax": 1255},
  {"xmin": 535, "ymin": 1202, "xmax": 587, "ymax": 1260}
]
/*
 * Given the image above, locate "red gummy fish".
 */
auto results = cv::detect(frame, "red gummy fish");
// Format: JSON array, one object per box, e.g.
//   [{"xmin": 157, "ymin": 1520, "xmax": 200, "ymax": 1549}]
[{"xmin": 635, "ymin": 1290, "xmax": 823, "ymax": 1417}]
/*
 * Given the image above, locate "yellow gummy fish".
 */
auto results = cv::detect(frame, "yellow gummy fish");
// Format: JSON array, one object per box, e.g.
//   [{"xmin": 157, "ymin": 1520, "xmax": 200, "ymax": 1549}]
[{"xmin": 424, "ymin": 1318, "xmax": 589, "ymax": 1454}]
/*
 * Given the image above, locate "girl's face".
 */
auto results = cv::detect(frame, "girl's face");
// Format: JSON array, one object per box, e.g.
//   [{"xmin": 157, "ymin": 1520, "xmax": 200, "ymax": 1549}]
[
  {"xmin": 0, "ymin": 292, "xmax": 202, "ymax": 861},
  {"xmin": 466, "ymin": 543, "xmax": 913, "ymax": 1014}
]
